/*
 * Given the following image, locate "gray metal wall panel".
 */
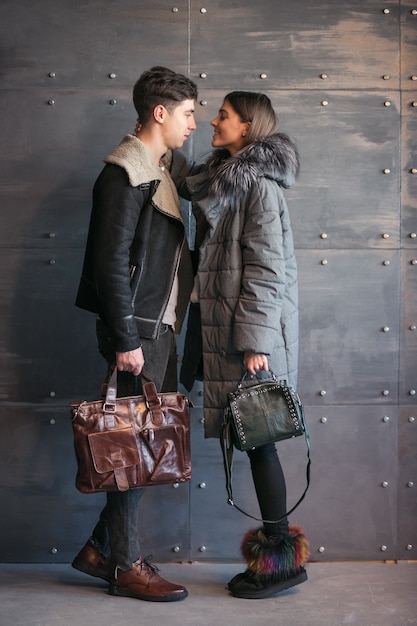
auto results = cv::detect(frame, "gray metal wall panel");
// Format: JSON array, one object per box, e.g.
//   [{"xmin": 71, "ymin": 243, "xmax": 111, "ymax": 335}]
[
  {"xmin": 398, "ymin": 407, "xmax": 417, "ymax": 560},
  {"xmin": 400, "ymin": 0, "xmax": 417, "ymax": 89},
  {"xmin": 400, "ymin": 254, "xmax": 417, "ymax": 402},
  {"xmin": 297, "ymin": 406, "xmax": 398, "ymax": 561},
  {"xmin": 297, "ymin": 249, "xmax": 400, "ymax": 405},
  {"xmin": 192, "ymin": 90, "xmax": 401, "ymax": 249},
  {"xmin": 0, "ymin": 0, "xmax": 190, "ymax": 89},
  {"xmin": 0, "ymin": 248, "xmax": 104, "ymax": 404},
  {"xmin": 190, "ymin": 0, "xmax": 400, "ymax": 90}
]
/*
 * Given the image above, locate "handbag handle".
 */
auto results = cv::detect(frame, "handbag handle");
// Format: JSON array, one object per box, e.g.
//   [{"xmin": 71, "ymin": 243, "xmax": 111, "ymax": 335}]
[
  {"xmin": 103, "ymin": 367, "xmax": 164, "ymax": 426},
  {"xmin": 220, "ymin": 407, "xmax": 311, "ymax": 524}
]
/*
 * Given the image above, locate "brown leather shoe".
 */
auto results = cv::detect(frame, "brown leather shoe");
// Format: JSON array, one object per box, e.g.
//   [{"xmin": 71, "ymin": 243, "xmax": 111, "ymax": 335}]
[
  {"xmin": 108, "ymin": 557, "xmax": 188, "ymax": 602},
  {"xmin": 72, "ymin": 539, "xmax": 114, "ymax": 583}
]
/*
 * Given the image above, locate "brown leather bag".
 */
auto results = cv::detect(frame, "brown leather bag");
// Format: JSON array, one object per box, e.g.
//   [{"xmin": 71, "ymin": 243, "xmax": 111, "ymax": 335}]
[{"xmin": 70, "ymin": 368, "xmax": 192, "ymax": 493}]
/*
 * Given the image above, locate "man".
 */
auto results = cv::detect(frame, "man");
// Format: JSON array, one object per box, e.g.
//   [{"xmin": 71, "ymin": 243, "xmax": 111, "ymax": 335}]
[{"xmin": 72, "ymin": 66, "xmax": 197, "ymax": 602}]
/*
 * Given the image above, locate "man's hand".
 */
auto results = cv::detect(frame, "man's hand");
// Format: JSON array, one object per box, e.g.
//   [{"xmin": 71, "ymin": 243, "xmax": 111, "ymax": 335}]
[
  {"xmin": 243, "ymin": 351, "xmax": 269, "ymax": 376},
  {"xmin": 116, "ymin": 347, "xmax": 145, "ymax": 377}
]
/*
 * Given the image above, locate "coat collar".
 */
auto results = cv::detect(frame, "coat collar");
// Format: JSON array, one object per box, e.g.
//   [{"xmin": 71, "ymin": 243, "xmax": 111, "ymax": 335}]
[
  {"xmin": 105, "ymin": 135, "xmax": 183, "ymax": 221},
  {"xmin": 206, "ymin": 133, "xmax": 300, "ymax": 212}
]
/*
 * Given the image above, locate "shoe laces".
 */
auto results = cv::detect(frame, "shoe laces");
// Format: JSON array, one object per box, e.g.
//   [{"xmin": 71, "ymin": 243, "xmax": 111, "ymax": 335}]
[{"xmin": 140, "ymin": 555, "xmax": 160, "ymax": 577}]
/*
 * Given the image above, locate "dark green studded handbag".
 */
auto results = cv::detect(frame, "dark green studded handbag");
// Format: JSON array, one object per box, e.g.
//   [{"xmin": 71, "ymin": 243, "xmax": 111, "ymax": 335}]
[{"xmin": 220, "ymin": 371, "xmax": 310, "ymax": 522}]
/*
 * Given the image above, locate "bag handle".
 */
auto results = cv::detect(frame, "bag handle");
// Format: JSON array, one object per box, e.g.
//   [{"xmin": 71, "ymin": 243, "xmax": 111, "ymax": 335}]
[
  {"xmin": 103, "ymin": 367, "xmax": 163, "ymax": 426},
  {"xmin": 219, "ymin": 404, "xmax": 311, "ymax": 524}
]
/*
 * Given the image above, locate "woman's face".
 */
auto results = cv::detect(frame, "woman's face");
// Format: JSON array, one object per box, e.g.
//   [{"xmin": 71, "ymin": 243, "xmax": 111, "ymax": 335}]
[{"xmin": 210, "ymin": 100, "xmax": 250, "ymax": 155}]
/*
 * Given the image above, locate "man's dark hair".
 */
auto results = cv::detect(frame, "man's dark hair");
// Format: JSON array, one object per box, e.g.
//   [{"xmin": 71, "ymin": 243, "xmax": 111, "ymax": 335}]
[{"xmin": 133, "ymin": 66, "xmax": 198, "ymax": 126}]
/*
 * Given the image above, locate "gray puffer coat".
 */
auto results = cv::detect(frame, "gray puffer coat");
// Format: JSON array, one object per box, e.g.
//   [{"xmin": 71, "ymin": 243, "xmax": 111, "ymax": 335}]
[{"xmin": 181, "ymin": 133, "xmax": 300, "ymax": 439}]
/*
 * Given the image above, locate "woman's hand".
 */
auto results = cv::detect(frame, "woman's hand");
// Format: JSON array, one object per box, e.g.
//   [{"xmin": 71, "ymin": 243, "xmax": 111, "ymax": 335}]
[{"xmin": 243, "ymin": 351, "xmax": 269, "ymax": 376}]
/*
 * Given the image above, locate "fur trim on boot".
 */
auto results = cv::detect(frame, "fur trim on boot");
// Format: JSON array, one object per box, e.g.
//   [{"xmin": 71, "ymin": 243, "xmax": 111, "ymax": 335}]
[{"xmin": 228, "ymin": 525, "xmax": 310, "ymax": 599}]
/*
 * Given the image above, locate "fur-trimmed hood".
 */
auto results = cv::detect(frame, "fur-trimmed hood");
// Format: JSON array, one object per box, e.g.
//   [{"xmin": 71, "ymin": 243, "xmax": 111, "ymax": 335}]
[{"xmin": 206, "ymin": 133, "xmax": 299, "ymax": 212}]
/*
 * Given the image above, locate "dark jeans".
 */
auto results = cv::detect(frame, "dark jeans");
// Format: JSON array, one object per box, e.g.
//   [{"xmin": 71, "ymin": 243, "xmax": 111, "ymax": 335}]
[{"xmin": 90, "ymin": 319, "xmax": 177, "ymax": 570}]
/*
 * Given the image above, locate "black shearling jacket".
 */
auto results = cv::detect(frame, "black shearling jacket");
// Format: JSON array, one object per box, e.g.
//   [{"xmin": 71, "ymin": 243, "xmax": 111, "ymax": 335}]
[{"xmin": 75, "ymin": 135, "xmax": 194, "ymax": 353}]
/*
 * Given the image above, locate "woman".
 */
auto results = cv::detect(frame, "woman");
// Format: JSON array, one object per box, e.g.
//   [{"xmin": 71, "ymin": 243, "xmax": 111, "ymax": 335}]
[{"xmin": 180, "ymin": 92, "xmax": 310, "ymax": 599}]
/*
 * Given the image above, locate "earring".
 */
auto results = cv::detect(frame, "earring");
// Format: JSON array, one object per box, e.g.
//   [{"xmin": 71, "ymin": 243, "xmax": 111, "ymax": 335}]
[{"xmin": 242, "ymin": 132, "xmax": 246, "ymax": 137}]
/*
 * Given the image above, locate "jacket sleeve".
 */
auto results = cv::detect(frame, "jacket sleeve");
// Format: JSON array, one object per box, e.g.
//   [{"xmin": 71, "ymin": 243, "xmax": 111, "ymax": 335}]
[
  {"xmin": 90, "ymin": 165, "xmax": 148, "ymax": 353},
  {"xmin": 233, "ymin": 178, "xmax": 291, "ymax": 354}
]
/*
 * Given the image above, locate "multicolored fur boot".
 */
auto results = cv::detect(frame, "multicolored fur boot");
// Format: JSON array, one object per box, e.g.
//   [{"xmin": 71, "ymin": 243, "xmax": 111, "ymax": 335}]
[{"xmin": 228, "ymin": 525, "xmax": 310, "ymax": 599}]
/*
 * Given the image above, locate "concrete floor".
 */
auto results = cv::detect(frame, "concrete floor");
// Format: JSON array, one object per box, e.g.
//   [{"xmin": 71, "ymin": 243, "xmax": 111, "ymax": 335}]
[{"xmin": 0, "ymin": 561, "xmax": 416, "ymax": 626}]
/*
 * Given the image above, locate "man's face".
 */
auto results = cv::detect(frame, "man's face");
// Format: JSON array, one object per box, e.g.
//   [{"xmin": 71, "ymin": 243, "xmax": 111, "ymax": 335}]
[{"xmin": 162, "ymin": 99, "xmax": 197, "ymax": 149}]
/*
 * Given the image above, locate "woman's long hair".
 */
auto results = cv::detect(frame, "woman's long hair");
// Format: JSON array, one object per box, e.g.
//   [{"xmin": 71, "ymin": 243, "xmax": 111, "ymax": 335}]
[{"xmin": 224, "ymin": 91, "xmax": 277, "ymax": 146}]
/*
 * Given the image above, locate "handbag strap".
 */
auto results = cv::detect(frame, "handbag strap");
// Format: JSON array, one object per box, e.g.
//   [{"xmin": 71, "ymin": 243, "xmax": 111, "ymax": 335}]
[
  {"xmin": 220, "ymin": 412, "xmax": 311, "ymax": 523},
  {"xmin": 103, "ymin": 367, "xmax": 163, "ymax": 426}
]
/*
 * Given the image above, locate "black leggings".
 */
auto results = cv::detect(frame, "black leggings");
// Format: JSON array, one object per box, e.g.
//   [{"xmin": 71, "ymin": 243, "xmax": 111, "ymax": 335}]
[{"xmin": 247, "ymin": 443, "xmax": 289, "ymax": 539}]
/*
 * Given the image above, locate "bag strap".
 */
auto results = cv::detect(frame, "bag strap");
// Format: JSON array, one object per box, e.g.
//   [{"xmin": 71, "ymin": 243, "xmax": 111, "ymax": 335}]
[
  {"xmin": 220, "ymin": 411, "xmax": 311, "ymax": 523},
  {"xmin": 103, "ymin": 367, "xmax": 164, "ymax": 426}
]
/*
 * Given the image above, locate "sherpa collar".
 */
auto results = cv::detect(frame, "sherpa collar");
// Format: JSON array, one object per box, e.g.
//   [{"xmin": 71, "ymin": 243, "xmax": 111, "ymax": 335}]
[{"xmin": 105, "ymin": 135, "xmax": 183, "ymax": 222}]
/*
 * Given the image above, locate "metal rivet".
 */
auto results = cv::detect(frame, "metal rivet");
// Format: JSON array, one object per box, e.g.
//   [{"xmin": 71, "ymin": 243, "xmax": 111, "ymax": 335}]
[
  {"xmin": 199, "ymin": 482, "xmax": 206, "ymax": 489},
  {"xmin": 412, "ymin": 9, "xmax": 417, "ymax": 14},
  {"xmin": 410, "ymin": 325, "xmax": 417, "ymax": 331},
  {"xmin": 199, "ymin": 418, "xmax": 205, "ymax": 424},
  {"xmin": 49, "ymin": 418, "xmax": 56, "ymax": 425},
  {"xmin": 199, "ymin": 546, "xmax": 207, "ymax": 552},
  {"xmin": 49, "ymin": 391, "xmax": 56, "ymax": 397},
  {"xmin": 321, "ymin": 259, "xmax": 328, "ymax": 265},
  {"xmin": 318, "ymin": 546, "xmax": 325, "ymax": 553},
  {"xmin": 172, "ymin": 7, "xmax": 179, "ymax": 12},
  {"xmin": 321, "ymin": 100, "xmax": 329, "ymax": 106},
  {"xmin": 200, "ymin": 100, "xmax": 207, "ymax": 106},
  {"xmin": 47, "ymin": 99, "xmax": 55, "ymax": 106},
  {"xmin": 48, "ymin": 232, "xmax": 56, "ymax": 239},
  {"xmin": 382, "ymin": 326, "xmax": 390, "ymax": 332},
  {"xmin": 382, "ymin": 233, "xmax": 390, "ymax": 239},
  {"xmin": 320, "ymin": 233, "xmax": 328, "ymax": 239},
  {"xmin": 109, "ymin": 99, "xmax": 117, "ymax": 105},
  {"xmin": 384, "ymin": 101, "xmax": 391, "ymax": 107},
  {"xmin": 409, "ymin": 389, "xmax": 416, "ymax": 396},
  {"xmin": 383, "ymin": 8, "xmax": 390, "ymax": 13},
  {"xmin": 410, "ymin": 233, "xmax": 417, "ymax": 239},
  {"xmin": 109, "ymin": 73, "xmax": 116, "ymax": 79},
  {"xmin": 320, "ymin": 73, "xmax": 328, "ymax": 79},
  {"xmin": 382, "ymin": 416, "xmax": 390, "ymax": 422},
  {"xmin": 412, "ymin": 102, "xmax": 417, "ymax": 107},
  {"xmin": 383, "ymin": 168, "xmax": 390, "ymax": 174},
  {"xmin": 411, "ymin": 168, "xmax": 417, "ymax": 174},
  {"xmin": 406, "ymin": 544, "xmax": 413, "ymax": 550},
  {"xmin": 173, "ymin": 546, "xmax": 180, "ymax": 553},
  {"xmin": 172, "ymin": 482, "xmax": 179, "ymax": 488},
  {"xmin": 412, "ymin": 76, "xmax": 417, "ymax": 81},
  {"xmin": 380, "ymin": 545, "xmax": 387, "ymax": 551},
  {"xmin": 383, "ymin": 75, "xmax": 390, "ymax": 80},
  {"xmin": 51, "ymin": 547, "xmax": 58, "ymax": 554},
  {"xmin": 409, "ymin": 416, "xmax": 415, "ymax": 423},
  {"xmin": 260, "ymin": 73, "xmax": 268, "ymax": 79},
  {"xmin": 411, "ymin": 259, "xmax": 417, "ymax": 265},
  {"xmin": 407, "ymin": 481, "xmax": 414, "ymax": 488},
  {"xmin": 382, "ymin": 390, "xmax": 390, "ymax": 396},
  {"xmin": 382, "ymin": 260, "xmax": 390, "ymax": 266},
  {"xmin": 48, "ymin": 72, "xmax": 56, "ymax": 78},
  {"xmin": 200, "ymin": 7, "xmax": 207, "ymax": 13},
  {"xmin": 382, "ymin": 481, "xmax": 389, "ymax": 488},
  {"xmin": 320, "ymin": 417, "xmax": 327, "ymax": 423},
  {"xmin": 48, "ymin": 259, "xmax": 56, "ymax": 265},
  {"xmin": 200, "ymin": 73, "xmax": 207, "ymax": 79},
  {"xmin": 319, "ymin": 390, "xmax": 327, "ymax": 396}
]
